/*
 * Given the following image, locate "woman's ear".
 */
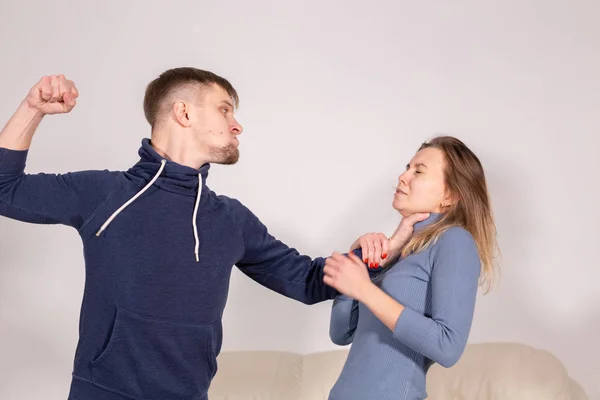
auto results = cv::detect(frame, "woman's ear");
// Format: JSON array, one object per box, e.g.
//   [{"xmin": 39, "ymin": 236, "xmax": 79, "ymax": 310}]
[{"xmin": 442, "ymin": 188, "xmax": 458, "ymax": 208}]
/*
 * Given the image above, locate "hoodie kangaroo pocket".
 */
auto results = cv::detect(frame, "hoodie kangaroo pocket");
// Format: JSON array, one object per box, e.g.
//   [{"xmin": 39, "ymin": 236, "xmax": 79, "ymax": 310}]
[{"xmin": 90, "ymin": 307, "xmax": 217, "ymax": 399}]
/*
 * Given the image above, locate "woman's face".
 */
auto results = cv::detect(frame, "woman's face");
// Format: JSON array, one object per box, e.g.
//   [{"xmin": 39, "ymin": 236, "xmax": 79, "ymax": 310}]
[{"xmin": 393, "ymin": 147, "xmax": 452, "ymax": 217}]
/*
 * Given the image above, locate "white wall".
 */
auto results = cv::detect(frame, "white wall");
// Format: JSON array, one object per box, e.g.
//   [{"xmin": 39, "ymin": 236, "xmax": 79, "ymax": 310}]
[{"xmin": 0, "ymin": 0, "xmax": 598, "ymax": 398}]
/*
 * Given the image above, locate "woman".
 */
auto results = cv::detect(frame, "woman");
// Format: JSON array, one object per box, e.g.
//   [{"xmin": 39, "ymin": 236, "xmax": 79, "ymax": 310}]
[{"xmin": 324, "ymin": 136, "xmax": 499, "ymax": 400}]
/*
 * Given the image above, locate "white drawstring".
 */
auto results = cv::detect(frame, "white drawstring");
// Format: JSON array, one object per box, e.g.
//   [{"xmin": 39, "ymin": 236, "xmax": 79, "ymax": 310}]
[
  {"xmin": 96, "ymin": 159, "xmax": 167, "ymax": 237},
  {"xmin": 96, "ymin": 159, "xmax": 202, "ymax": 262},
  {"xmin": 192, "ymin": 173, "xmax": 202, "ymax": 262}
]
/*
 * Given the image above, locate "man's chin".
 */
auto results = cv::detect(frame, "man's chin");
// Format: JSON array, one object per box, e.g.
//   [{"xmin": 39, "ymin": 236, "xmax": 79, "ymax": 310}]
[
  {"xmin": 212, "ymin": 146, "xmax": 239, "ymax": 165},
  {"xmin": 220, "ymin": 155, "xmax": 239, "ymax": 165}
]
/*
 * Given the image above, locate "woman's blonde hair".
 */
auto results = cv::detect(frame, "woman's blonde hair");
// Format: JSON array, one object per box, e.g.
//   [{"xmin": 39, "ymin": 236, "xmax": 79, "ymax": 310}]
[{"xmin": 401, "ymin": 136, "xmax": 500, "ymax": 292}]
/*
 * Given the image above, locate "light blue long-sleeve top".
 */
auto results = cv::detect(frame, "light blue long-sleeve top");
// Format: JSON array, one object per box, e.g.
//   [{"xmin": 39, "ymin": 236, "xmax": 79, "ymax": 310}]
[{"xmin": 329, "ymin": 214, "xmax": 481, "ymax": 400}]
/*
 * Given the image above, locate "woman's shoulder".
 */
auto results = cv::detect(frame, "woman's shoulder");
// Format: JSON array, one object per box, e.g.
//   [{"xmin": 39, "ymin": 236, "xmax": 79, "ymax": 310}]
[
  {"xmin": 432, "ymin": 225, "xmax": 478, "ymax": 255},
  {"xmin": 429, "ymin": 225, "xmax": 480, "ymax": 270},
  {"xmin": 440, "ymin": 225, "xmax": 474, "ymax": 240}
]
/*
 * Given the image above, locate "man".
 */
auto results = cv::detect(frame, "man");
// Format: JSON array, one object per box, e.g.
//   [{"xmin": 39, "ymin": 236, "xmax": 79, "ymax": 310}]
[
  {"xmin": 0, "ymin": 67, "xmax": 420, "ymax": 400},
  {"xmin": 0, "ymin": 68, "xmax": 346, "ymax": 400}
]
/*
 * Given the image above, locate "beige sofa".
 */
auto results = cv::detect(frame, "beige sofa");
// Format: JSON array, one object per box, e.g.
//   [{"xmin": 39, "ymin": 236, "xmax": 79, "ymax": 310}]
[{"xmin": 208, "ymin": 342, "xmax": 587, "ymax": 399}]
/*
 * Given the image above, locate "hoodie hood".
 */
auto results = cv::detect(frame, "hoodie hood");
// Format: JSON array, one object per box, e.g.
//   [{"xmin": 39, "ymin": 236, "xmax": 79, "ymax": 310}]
[
  {"xmin": 96, "ymin": 138, "xmax": 210, "ymax": 262},
  {"xmin": 127, "ymin": 138, "xmax": 210, "ymax": 197}
]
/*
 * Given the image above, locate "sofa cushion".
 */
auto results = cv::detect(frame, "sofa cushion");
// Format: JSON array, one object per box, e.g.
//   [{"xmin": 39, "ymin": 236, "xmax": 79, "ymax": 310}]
[
  {"xmin": 208, "ymin": 343, "xmax": 587, "ymax": 399},
  {"xmin": 425, "ymin": 343, "xmax": 588, "ymax": 400},
  {"xmin": 209, "ymin": 351, "xmax": 302, "ymax": 400}
]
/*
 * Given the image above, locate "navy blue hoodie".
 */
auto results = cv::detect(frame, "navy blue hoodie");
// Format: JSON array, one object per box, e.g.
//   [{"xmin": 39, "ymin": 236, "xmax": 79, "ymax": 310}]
[{"xmin": 0, "ymin": 138, "xmax": 338, "ymax": 400}]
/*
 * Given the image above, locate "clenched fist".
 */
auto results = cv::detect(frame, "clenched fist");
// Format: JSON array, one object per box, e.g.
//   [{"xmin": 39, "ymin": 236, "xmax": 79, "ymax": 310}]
[{"xmin": 25, "ymin": 75, "xmax": 79, "ymax": 115}]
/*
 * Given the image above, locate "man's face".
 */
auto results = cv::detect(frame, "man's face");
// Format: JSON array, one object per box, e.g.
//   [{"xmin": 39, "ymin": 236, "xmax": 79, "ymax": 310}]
[{"xmin": 190, "ymin": 84, "xmax": 242, "ymax": 165}]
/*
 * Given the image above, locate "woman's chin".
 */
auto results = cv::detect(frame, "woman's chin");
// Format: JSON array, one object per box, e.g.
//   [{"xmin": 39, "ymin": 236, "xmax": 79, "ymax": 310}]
[
  {"xmin": 393, "ymin": 202, "xmax": 433, "ymax": 218},
  {"xmin": 392, "ymin": 201, "xmax": 411, "ymax": 217}
]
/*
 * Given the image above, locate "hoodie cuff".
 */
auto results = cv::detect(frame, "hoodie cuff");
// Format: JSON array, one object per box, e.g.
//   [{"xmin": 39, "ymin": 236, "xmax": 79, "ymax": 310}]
[{"xmin": 0, "ymin": 147, "xmax": 28, "ymax": 174}]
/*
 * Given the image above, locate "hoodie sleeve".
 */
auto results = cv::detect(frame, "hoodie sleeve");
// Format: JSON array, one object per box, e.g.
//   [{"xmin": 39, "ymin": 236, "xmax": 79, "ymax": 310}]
[
  {"xmin": 225, "ymin": 197, "xmax": 338, "ymax": 305},
  {"xmin": 0, "ymin": 147, "xmax": 119, "ymax": 230}
]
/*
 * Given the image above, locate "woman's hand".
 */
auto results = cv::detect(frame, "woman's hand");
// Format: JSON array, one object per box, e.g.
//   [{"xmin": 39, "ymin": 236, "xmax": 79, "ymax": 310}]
[
  {"xmin": 349, "ymin": 232, "xmax": 389, "ymax": 268},
  {"xmin": 323, "ymin": 252, "xmax": 374, "ymax": 302}
]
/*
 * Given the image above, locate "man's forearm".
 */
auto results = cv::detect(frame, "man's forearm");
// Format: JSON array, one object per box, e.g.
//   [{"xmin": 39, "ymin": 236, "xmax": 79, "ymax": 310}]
[{"xmin": 0, "ymin": 101, "xmax": 44, "ymax": 150}]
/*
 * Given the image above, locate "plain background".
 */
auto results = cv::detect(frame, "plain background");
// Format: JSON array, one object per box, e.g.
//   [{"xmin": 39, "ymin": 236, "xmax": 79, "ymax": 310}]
[{"xmin": 0, "ymin": 1, "xmax": 598, "ymax": 398}]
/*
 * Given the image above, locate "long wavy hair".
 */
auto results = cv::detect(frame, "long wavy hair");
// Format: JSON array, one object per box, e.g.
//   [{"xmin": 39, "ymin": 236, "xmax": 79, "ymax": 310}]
[{"xmin": 401, "ymin": 136, "xmax": 500, "ymax": 292}]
